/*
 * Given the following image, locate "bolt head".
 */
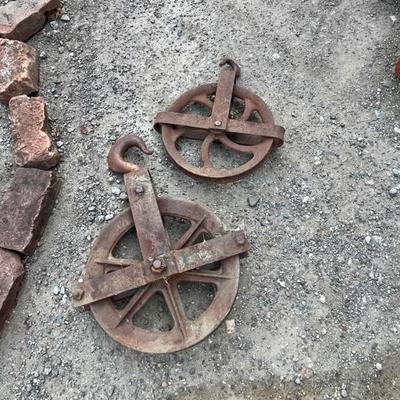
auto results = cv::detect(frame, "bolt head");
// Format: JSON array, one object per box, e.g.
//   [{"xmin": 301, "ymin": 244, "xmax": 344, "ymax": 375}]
[
  {"xmin": 72, "ymin": 287, "xmax": 84, "ymax": 300},
  {"xmin": 152, "ymin": 258, "xmax": 166, "ymax": 273},
  {"xmin": 135, "ymin": 185, "xmax": 144, "ymax": 194},
  {"xmin": 214, "ymin": 120, "xmax": 222, "ymax": 127}
]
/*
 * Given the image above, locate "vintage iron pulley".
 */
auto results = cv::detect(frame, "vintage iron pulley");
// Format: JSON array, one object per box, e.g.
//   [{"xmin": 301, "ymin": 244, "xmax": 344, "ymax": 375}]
[
  {"xmin": 154, "ymin": 58, "xmax": 285, "ymax": 182},
  {"xmin": 71, "ymin": 135, "xmax": 250, "ymax": 353}
]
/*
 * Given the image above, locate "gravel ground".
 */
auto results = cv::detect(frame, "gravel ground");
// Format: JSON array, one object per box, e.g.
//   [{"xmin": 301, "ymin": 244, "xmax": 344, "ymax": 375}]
[{"xmin": 1, "ymin": 0, "xmax": 400, "ymax": 399}]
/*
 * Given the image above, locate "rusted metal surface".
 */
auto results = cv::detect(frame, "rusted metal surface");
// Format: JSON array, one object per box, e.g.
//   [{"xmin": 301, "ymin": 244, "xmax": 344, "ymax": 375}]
[
  {"xmin": 154, "ymin": 58, "xmax": 285, "ymax": 182},
  {"xmin": 73, "ymin": 231, "xmax": 248, "ymax": 307},
  {"xmin": 72, "ymin": 134, "xmax": 250, "ymax": 353},
  {"xmin": 107, "ymin": 134, "xmax": 152, "ymax": 173}
]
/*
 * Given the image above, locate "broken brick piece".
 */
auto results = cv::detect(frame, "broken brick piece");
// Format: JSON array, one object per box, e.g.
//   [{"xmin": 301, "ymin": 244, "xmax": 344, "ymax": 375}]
[
  {"xmin": 0, "ymin": 38, "xmax": 39, "ymax": 104},
  {"xmin": 9, "ymin": 95, "xmax": 60, "ymax": 169},
  {"xmin": 0, "ymin": 0, "xmax": 61, "ymax": 42},
  {"xmin": 0, "ymin": 168, "xmax": 60, "ymax": 255},
  {"xmin": 0, "ymin": 248, "xmax": 24, "ymax": 331}
]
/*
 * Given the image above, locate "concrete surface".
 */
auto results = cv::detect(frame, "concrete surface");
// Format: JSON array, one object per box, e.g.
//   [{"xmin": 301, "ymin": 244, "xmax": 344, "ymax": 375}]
[{"xmin": 0, "ymin": 0, "xmax": 399, "ymax": 399}]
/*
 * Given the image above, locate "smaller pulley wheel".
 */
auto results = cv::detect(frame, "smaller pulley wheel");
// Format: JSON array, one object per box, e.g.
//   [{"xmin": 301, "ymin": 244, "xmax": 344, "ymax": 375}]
[
  {"xmin": 163, "ymin": 84, "xmax": 280, "ymax": 181},
  {"xmin": 85, "ymin": 198, "xmax": 240, "ymax": 353},
  {"xmin": 155, "ymin": 58, "xmax": 285, "ymax": 183}
]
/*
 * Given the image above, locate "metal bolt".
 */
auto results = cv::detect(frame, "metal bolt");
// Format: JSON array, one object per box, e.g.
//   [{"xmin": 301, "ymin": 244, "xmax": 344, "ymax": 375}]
[
  {"xmin": 214, "ymin": 120, "xmax": 222, "ymax": 127},
  {"xmin": 72, "ymin": 287, "xmax": 84, "ymax": 300},
  {"xmin": 135, "ymin": 185, "xmax": 144, "ymax": 194},
  {"xmin": 152, "ymin": 258, "xmax": 166, "ymax": 273}
]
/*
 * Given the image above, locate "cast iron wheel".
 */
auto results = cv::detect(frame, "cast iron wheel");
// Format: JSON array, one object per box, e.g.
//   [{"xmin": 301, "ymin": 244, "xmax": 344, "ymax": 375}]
[
  {"xmin": 85, "ymin": 197, "xmax": 240, "ymax": 353},
  {"xmin": 160, "ymin": 83, "xmax": 278, "ymax": 181}
]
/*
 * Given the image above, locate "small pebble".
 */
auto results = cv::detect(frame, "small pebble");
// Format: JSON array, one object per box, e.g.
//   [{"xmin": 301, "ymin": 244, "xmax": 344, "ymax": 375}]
[
  {"xmin": 49, "ymin": 20, "xmax": 59, "ymax": 30},
  {"xmin": 60, "ymin": 14, "xmax": 70, "ymax": 22},
  {"xmin": 341, "ymin": 389, "xmax": 348, "ymax": 398},
  {"xmin": 374, "ymin": 110, "xmax": 385, "ymax": 119},
  {"xmin": 119, "ymin": 192, "xmax": 128, "ymax": 200},
  {"xmin": 111, "ymin": 187, "xmax": 121, "ymax": 195},
  {"xmin": 226, "ymin": 319, "xmax": 235, "ymax": 335},
  {"xmin": 106, "ymin": 385, "xmax": 115, "ymax": 397},
  {"xmin": 393, "ymin": 168, "xmax": 400, "ymax": 177},
  {"xmin": 247, "ymin": 196, "xmax": 259, "ymax": 208},
  {"xmin": 375, "ymin": 362, "xmax": 383, "ymax": 371},
  {"xmin": 389, "ymin": 188, "xmax": 397, "ymax": 197},
  {"xmin": 53, "ymin": 286, "xmax": 60, "ymax": 295}
]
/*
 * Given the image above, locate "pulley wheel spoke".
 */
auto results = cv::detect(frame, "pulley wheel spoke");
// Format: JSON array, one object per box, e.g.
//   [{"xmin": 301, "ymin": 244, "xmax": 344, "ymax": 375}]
[
  {"xmin": 219, "ymin": 134, "xmax": 255, "ymax": 154},
  {"xmin": 200, "ymin": 134, "xmax": 215, "ymax": 168},
  {"xmin": 162, "ymin": 282, "xmax": 188, "ymax": 338},
  {"xmin": 192, "ymin": 93, "xmax": 214, "ymax": 110},
  {"xmin": 240, "ymin": 99, "xmax": 256, "ymax": 121},
  {"xmin": 178, "ymin": 270, "xmax": 233, "ymax": 285},
  {"xmin": 114, "ymin": 284, "xmax": 154, "ymax": 327}
]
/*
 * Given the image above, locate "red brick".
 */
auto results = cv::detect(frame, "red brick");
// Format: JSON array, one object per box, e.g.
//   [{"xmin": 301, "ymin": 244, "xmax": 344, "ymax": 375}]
[
  {"xmin": 9, "ymin": 95, "xmax": 60, "ymax": 169},
  {"xmin": 0, "ymin": 168, "xmax": 60, "ymax": 255},
  {"xmin": 0, "ymin": 0, "xmax": 61, "ymax": 42},
  {"xmin": 0, "ymin": 38, "xmax": 39, "ymax": 104},
  {"xmin": 0, "ymin": 248, "xmax": 24, "ymax": 331}
]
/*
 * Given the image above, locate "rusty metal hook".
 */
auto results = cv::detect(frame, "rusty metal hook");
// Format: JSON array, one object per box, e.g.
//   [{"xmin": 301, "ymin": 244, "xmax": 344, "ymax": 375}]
[
  {"xmin": 219, "ymin": 57, "xmax": 241, "ymax": 79},
  {"xmin": 107, "ymin": 134, "xmax": 153, "ymax": 174}
]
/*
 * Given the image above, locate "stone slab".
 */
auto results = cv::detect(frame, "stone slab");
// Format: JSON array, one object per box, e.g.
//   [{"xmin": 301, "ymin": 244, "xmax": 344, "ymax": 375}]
[
  {"xmin": 0, "ymin": 38, "xmax": 39, "ymax": 104},
  {"xmin": 9, "ymin": 95, "xmax": 60, "ymax": 169},
  {"xmin": 0, "ymin": 168, "xmax": 60, "ymax": 255}
]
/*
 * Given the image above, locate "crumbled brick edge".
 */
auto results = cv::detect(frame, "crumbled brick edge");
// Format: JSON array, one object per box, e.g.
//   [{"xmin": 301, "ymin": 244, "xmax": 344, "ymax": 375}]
[{"xmin": 0, "ymin": 249, "xmax": 25, "ymax": 331}]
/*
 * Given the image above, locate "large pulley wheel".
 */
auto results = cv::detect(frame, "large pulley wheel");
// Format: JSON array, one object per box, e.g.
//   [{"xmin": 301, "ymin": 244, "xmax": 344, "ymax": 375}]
[
  {"xmin": 154, "ymin": 59, "xmax": 285, "ymax": 182},
  {"xmin": 86, "ymin": 198, "xmax": 240, "ymax": 353}
]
